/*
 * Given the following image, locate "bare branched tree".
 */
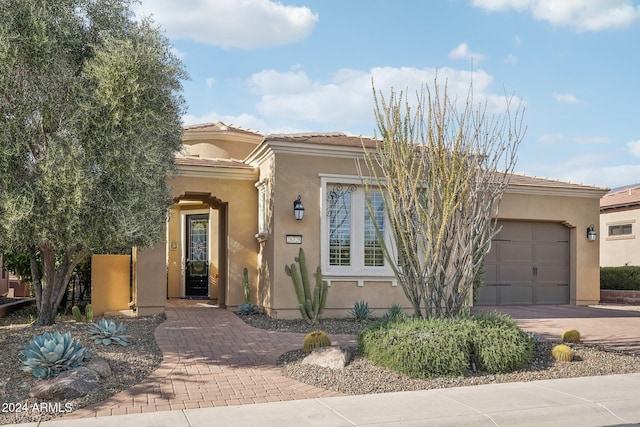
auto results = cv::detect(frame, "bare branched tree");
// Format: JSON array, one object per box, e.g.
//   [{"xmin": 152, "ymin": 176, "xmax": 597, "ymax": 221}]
[{"xmin": 359, "ymin": 79, "xmax": 525, "ymax": 318}]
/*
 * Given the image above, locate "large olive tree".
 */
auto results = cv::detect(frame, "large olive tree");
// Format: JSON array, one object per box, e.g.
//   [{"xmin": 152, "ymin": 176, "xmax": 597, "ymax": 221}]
[
  {"xmin": 0, "ymin": 0, "xmax": 186, "ymax": 325},
  {"xmin": 360, "ymin": 80, "xmax": 525, "ymax": 318}
]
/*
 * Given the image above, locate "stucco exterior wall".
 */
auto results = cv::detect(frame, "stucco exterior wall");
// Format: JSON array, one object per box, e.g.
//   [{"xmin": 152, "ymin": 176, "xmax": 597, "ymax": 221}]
[
  {"xmin": 134, "ymin": 244, "xmax": 167, "ymax": 316},
  {"xmin": 600, "ymin": 208, "xmax": 640, "ymax": 266},
  {"xmin": 498, "ymin": 191, "xmax": 602, "ymax": 305},
  {"xmin": 91, "ymin": 254, "xmax": 130, "ymax": 316}
]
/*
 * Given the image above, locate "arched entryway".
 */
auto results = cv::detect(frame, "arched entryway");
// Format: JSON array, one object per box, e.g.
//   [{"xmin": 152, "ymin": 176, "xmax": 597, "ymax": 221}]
[{"xmin": 171, "ymin": 192, "xmax": 228, "ymax": 307}]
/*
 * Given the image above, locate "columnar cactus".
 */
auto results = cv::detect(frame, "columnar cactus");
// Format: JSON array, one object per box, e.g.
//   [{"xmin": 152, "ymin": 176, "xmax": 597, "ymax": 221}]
[{"xmin": 285, "ymin": 248, "xmax": 328, "ymax": 325}]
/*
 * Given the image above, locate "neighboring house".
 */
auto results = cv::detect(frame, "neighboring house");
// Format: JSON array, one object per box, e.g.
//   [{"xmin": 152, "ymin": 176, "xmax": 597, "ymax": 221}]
[
  {"xmin": 0, "ymin": 254, "xmax": 9, "ymax": 297},
  {"xmin": 133, "ymin": 122, "xmax": 608, "ymax": 318},
  {"xmin": 600, "ymin": 184, "xmax": 640, "ymax": 267}
]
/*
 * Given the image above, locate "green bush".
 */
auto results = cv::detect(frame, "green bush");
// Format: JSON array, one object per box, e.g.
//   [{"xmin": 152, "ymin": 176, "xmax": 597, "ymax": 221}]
[
  {"xmin": 358, "ymin": 312, "xmax": 533, "ymax": 378},
  {"xmin": 600, "ymin": 266, "xmax": 640, "ymax": 290},
  {"xmin": 472, "ymin": 311, "xmax": 534, "ymax": 374},
  {"xmin": 358, "ymin": 317, "xmax": 476, "ymax": 378}
]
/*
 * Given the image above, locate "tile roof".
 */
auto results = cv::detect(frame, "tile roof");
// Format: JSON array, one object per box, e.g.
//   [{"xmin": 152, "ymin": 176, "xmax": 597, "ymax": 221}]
[
  {"xmin": 175, "ymin": 156, "xmax": 254, "ymax": 169},
  {"xmin": 508, "ymin": 173, "xmax": 608, "ymax": 192},
  {"xmin": 183, "ymin": 122, "xmax": 263, "ymax": 137},
  {"xmin": 600, "ymin": 184, "xmax": 640, "ymax": 209},
  {"xmin": 264, "ymin": 132, "xmax": 378, "ymax": 148}
]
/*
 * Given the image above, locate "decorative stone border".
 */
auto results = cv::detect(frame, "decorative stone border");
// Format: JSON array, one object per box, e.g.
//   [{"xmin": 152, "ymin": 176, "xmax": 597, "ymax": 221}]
[{"xmin": 600, "ymin": 290, "xmax": 640, "ymax": 305}]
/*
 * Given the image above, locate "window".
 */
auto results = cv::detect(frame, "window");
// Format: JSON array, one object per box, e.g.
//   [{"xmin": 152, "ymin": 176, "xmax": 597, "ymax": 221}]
[
  {"xmin": 609, "ymin": 224, "xmax": 632, "ymax": 236},
  {"xmin": 323, "ymin": 180, "xmax": 392, "ymax": 275}
]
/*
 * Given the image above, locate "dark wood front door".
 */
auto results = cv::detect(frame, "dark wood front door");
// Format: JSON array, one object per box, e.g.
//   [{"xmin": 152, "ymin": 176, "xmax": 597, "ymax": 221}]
[{"xmin": 185, "ymin": 214, "xmax": 209, "ymax": 297}]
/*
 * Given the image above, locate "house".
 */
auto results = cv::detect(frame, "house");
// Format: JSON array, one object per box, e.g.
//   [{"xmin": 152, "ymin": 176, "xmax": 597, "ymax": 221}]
[
  {"xmin": 600, "ymin": 184, "xmax": 640, "ymax": 267},
  {"xmin": 131, "ymin": 122, "xmax": 608, "ymax": 318}
]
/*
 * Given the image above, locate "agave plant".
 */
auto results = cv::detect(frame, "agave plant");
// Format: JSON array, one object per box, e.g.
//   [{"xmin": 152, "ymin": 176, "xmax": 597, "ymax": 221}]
[
  {"xmin": 88, "ymin": 319, "xmax": 130, "ymax": 346},
  {"xmin": 236, "ymin": 303, "xmax": 260, "ymax": 315},
  {"xmin": 21, "ymin": 331, "xmax": 89, "ymax": 379}
]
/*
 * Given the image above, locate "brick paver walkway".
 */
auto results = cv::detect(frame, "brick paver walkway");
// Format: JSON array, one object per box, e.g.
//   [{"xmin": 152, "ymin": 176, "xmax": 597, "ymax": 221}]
[{"xmin": 67, "ymin": 303, "xmax": 355, "ymax": 418}]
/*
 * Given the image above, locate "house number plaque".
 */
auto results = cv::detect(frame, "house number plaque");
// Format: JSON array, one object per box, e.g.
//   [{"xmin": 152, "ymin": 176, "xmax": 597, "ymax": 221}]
[{"xmin": 286, "ymin": 234, "xmax": 302, "ymax": 244}]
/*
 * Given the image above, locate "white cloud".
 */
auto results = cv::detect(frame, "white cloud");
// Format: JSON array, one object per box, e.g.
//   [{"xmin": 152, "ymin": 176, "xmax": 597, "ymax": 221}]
[
  {"xmin": 448, "ymin": 42, "xmax": 486, "ymax": 63},
  {"xmin": 572, "ymin": 136, "xmax": 610, "ymax": 145},
  {"xmin": 134, "ymin": 0, "xmax": 318, "ymax": 48},
  {"xmin": 539, "ymin": 133, "xmax": 564, "ymax": 145},
  {"xmin": 471, "ymin": 0, "xmax": 640, "ymax": 31},
  {"xmin": 514, "ymin": 35, "xmax": 522, "ymax": 46},
  {"xmin": 205, "ymin": 77, "xmax": 216, "ymax": 89},
  {"xmin": 553, "ymin": 93, "xmax": 581, "ymax": 104},
  {"xmin": 504, "ymin": 54, "xmax": 518, "ymax": 64},
  {"xmin": 557, "ymin": 164, "xmax": 640, "ymax": 188},
  {"xmin": 245, "ymin": 66, "xmax": 522, "ymax": 130},
  {"xmin": 628, "ymin": 140, "xmax": 640, "ymax": 157}
]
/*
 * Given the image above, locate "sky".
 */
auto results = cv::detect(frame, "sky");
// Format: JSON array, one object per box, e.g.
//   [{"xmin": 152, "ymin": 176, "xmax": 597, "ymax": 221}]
[{"xmin": 132, "ymin": 0, "xmax": 640, "ymax": 189}]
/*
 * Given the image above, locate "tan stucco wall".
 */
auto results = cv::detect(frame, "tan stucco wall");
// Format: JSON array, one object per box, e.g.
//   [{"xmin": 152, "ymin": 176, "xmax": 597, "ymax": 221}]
[
  {"xmin": 600, "ymin": 208, "xmax": 640, "ymax": 266},
  {"xmin": 168, "ymin": 175, "xmax": 259, "ymax": 307},
  {"xmin": 134, "ymin": 245, "xmax": 167, "ymax": 316},
  {"xmin": 498, "ymin": 191, "xmax": 602, "ymax": 305},
  {"xmin": 91, "ymin": 254, "xmax": 130, "ymax": 317},
  {"xmin": 258, "ymin": 151, "xmax": 605, "ymax": 318}
]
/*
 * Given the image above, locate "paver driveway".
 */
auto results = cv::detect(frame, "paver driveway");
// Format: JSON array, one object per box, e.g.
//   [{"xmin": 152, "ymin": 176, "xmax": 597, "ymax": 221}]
[
  {"xmin": 474, "ymin": 304, "xmax": 640, "ymax": 355},
  {"xmin": 67, "ymin": 303, "xmax": 355, "ymax": 418}
]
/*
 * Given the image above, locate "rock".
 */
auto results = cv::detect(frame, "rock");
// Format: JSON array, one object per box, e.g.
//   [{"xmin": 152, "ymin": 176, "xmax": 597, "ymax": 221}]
[
  {"xmin": 86, "ymin": 358, "xmax": 112, "ymax": 378},
  {"xmin": 301, "ymin": 346, "xmax": 352, "ymax": 369},
  {"xmin": 29, "ymin": 367, "xmax": 101, "ymax": 400}
]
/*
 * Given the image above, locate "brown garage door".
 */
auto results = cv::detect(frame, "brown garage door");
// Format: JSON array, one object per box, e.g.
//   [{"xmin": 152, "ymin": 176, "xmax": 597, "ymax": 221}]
[{"xmin": 478, "ymin": 221, "xmax": 570, "ymax": 305}]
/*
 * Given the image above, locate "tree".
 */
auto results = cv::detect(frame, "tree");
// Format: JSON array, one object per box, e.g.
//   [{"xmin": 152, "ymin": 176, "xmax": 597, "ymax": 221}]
[
  {"xmin": 0, "ymin": 0, "xmax": 187, "ymax": 325},
  {"xmin": 360, "ymin": 80, "xmax": 525, "ymax": 318}
]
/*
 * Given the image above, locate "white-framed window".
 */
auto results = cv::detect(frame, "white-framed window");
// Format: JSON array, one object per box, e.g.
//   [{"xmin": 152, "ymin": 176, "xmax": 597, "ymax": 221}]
[
  {"xmin": 609, "ymin": 223, "xmax": 632, "ymax": 236},
  {"xmin": 321, "ymin": 175, "xmax": 394, "ymax": 277}
]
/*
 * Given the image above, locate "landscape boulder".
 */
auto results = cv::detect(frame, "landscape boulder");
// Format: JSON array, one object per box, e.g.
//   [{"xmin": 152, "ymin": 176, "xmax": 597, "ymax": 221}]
[
  {"xmin": 301, "ymin": 346, "xmax": 353, "ymax": 369},
  {"xmin": 29, "ymin": 367, "xmax": 101, "ymax": 400}
]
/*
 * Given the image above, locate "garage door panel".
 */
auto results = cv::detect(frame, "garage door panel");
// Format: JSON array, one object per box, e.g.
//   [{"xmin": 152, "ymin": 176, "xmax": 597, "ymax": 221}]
[
  {"xmin": 496, "ymin": 222, "xmax": 533, "ymax": 241},
  {"xmin": 536, "ymin": 265, "xmax": 569, "ymax": 284},
  {"xmin": 499, "ymin": 264, "xmax": 533, "ymax": 284},
  {"xmin": 478, "ymin": 286, "xmax": 497, "ymax": 305},
  {"xmin": 500, "ymin": 286, "xmax": 533, "ymax": 305},
  {"xmin": 535, "ymin": 243, "xmax": 569, "ymax": 263},
  {"xmin": 499, "ymin": 243, "xmax": 533, "ymax": 262},
  {"xmin": 483, "ymin": 264, "xmax": 498, "ymax": 282},
  {"xmin": 534, "ymin": 222, "xmax": 569, "ymax": 241},
  {"xmin": 535, "ymin": 284, "xmax": 569, "ymax": 305}
]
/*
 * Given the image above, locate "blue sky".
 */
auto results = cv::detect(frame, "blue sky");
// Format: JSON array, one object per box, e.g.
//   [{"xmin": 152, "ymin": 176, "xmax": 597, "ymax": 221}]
[{"xmin": 133, "ymin": 0, "xmax": 640, "ymax": 189}]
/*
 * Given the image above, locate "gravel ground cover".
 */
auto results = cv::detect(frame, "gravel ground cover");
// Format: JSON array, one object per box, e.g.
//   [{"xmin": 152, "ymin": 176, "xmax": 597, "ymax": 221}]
[
  {"xmin": 239, "ymin": 313, "xmax": 640, "ymax": 395},
  {"xmin": 0, "ymin": 305, "xmax": 164, "ymax": 425}
]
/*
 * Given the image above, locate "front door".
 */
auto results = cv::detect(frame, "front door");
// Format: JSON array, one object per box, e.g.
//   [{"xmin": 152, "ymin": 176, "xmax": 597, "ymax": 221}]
[{"xmin": 185, "ymin": 214, "xmax": 209, "ymax": 297}]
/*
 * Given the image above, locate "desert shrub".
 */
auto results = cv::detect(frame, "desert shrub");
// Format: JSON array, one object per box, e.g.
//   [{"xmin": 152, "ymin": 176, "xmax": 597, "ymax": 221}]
[
  {"xmin": 381, "ymin": 304, "xmax": 406, "ymax": 322},
  {"xmin": 600, "ymin": 266, "xmax": 640, "ymax": 290},
  {"xmin": 562, "ymin": 329, "xmax": 581, "ymax": 343},
  {"xmin": 358, "ymin": 312, "xmax": 534, "ymax": 378},
  {"xmin": 358, "ymin": 317, "xmax": 475, "ymax": 378},
  {"xmin": 472, "ymin": 311, "xmax": 534, "ymax": 374},
  {"xmin": 302, "ymin": 330, "xmax": 331, "ymax": 353},
  {"xmin": 349, "ymin": 300, "xmax": 374, "ymax": 322}
]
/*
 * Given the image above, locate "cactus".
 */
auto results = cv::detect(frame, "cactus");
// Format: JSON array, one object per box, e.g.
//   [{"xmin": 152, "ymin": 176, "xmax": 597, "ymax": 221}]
[
  {"xmin": 88, "ymin": 319, "xmax": 130, "ymax": 346},
  {"xmin": 20, "ymin": 331, "xmax": 90, "ymax": 379},
  {"xmin": 562, "ymin": 329, "xmax": 581, "ymax": 344},
  {"xmin": 302, "ymin": 330, "xmax": 332, "ymax": 354},
  {"xmin": 85, "ymin": 304, "xmax": 93, "ymax": 323},
  {"xmin": 72, "ymin": 305, "xmax": 83, "ymax": 322},
  {"xmin": 242, "ymin": 267, "xmax": 251, "ymax": 304},
  {"xmin": 551, "ymin": 344, "xmax": 574, "ymax": 362},
  {"xmin": 285, "ymin": 248, "xmax": 328, "ymax": 325}
]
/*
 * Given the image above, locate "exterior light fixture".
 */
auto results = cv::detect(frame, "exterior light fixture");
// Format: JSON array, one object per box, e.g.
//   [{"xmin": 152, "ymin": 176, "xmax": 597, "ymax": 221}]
[
  {"xmin": 293, "ymin": 195, "xmax": 304, "ymax": 220},
  {"xmin": 587, "ymin": 224, "xmax": 597, "ymax": 241}
]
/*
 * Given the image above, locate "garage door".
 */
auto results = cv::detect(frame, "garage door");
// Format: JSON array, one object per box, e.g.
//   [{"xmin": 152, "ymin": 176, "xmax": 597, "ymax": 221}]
[{"xmin": 477, "ymin": 221, "xmax": 570, "ymax": 305}]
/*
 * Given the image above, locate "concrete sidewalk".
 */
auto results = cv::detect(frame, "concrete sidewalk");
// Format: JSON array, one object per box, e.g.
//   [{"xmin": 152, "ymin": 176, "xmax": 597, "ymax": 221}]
[{"xmin": 10, "ymin": 373, "xmax": 640, "ymax": 426}]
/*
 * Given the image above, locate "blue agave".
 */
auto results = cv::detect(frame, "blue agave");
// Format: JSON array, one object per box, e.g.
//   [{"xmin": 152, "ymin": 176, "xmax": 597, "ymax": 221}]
[
  {"xmin": 21, "ymin": 331, "xmax": 89, "ymax": 379},
  {"xmin": 236, "ymin": 303, "xmax": 260, "ymax": 315},
  {"xmin": 87, "ymin": 319, "xmax": 130, "ymax": 346}
]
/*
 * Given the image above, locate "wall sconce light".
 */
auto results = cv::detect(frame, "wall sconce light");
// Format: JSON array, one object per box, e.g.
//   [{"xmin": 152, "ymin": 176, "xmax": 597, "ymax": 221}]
[
  {"xmin": 587, "ymin": 224, "xmax": 597, "ymax": 241},
  {"xmin": 293, "ymin": 195, "xmax": 304, "ymax": 220}
]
